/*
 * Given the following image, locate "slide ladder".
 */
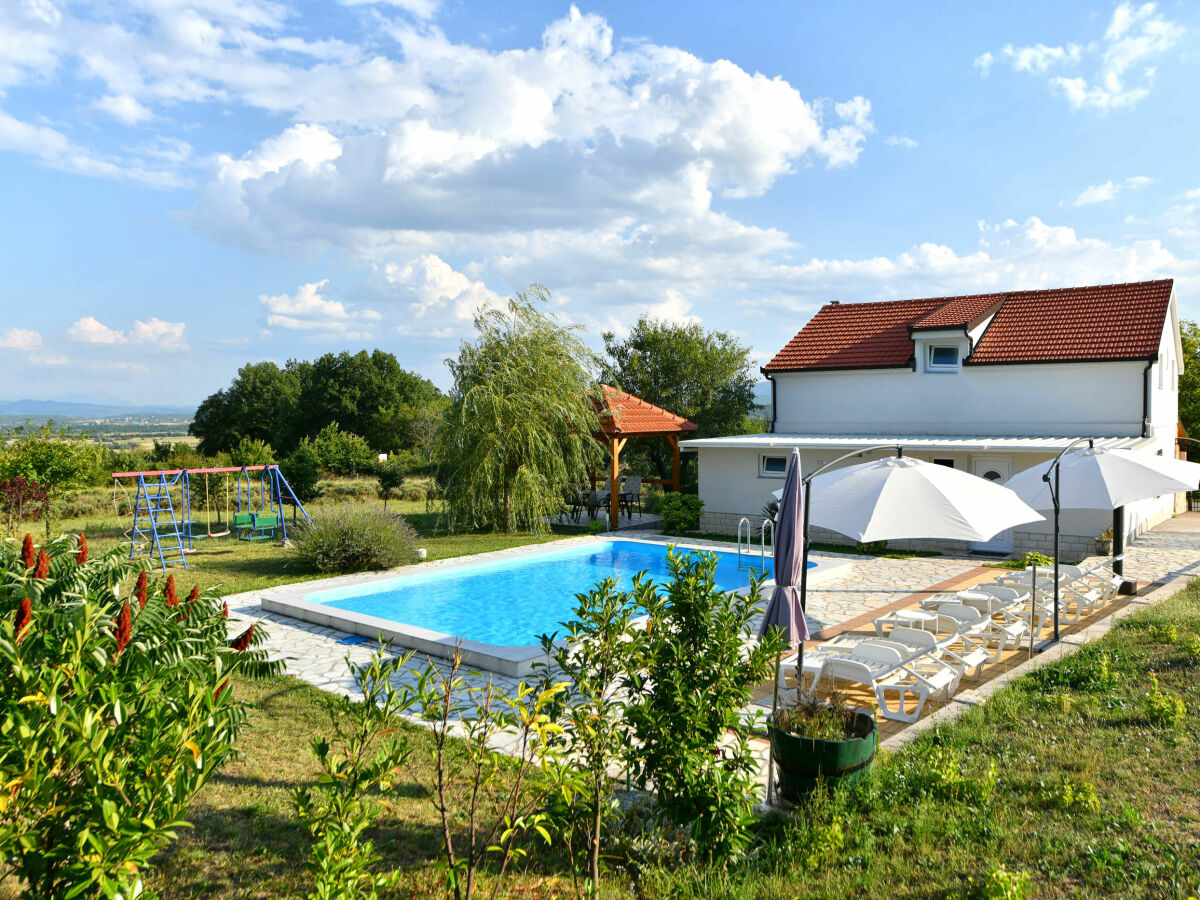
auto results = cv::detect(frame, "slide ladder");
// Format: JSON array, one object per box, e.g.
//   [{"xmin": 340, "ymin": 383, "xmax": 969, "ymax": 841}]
[{"xmin": 129, "ymin": 472, "xmax": 189, "ymax": 570}]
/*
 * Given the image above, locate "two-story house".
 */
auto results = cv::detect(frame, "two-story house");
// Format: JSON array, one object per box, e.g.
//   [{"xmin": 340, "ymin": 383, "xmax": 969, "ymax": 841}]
[{"xmin": 681, "ymin": 280, "xmax": 1183, "ymax": 560}]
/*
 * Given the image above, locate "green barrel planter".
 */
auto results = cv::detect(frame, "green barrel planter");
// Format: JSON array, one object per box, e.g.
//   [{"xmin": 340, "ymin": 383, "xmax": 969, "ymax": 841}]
[{"xmin": 768, "ymin": 708, "xmax": 877, "ymax": 803}]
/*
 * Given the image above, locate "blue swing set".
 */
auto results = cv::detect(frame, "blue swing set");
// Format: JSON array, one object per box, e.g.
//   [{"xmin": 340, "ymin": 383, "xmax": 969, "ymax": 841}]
[{"xmin": 111, "ymin": 464, "xmax": 311, "ymax": 570}]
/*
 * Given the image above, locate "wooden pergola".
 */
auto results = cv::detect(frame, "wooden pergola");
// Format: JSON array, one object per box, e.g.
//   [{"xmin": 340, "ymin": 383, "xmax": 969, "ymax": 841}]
[{"xmin": 594, "ymin": 385, "xmax": 698, "ymax": 526}]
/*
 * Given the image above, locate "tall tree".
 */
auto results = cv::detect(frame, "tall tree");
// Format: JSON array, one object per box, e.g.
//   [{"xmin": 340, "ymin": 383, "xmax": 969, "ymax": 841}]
[
  {"xmin": 1180, "ymin": 319, "xmax": 1200, "ymax": 459},
  {"xmin": 438, "ymin": 286, "xmax": 605, "ymax": 533},
  {"xmin": 602, "ymin": 317, "xmax": 758, "ymax": 485},
  {"xmin": 190, "ymin": 361, "xmax": 299, "ymax": 455}
]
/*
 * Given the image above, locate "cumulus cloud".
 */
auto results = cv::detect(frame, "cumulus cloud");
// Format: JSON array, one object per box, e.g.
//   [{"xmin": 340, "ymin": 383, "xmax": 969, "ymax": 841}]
[
  {"xmin": 384, "ymin": 255, "xmax": 500, "ymax": 337},
  {"xmin": 0, "ymin": 327, "xmax": 43, "ymax": 351},
  {"xmin": 975, "ymin": 3, "xmax": 1183, "ymax": 111},
  {"xmin": 1074, "ymin": 175, "xmax": 1152, "ymax": 206},
  {"xmin": 93, "ymin": 94, "xmax": 154, "ymax": 125},
  {"xmin": 67, "ymin": 315, "xmax": 189, "ymax": 349},
  {"xmin": 259, "ymin": 280, "xmax": 381, "ymax": 338},
  {"xmin": 68, "ymin": 316, "xmax": 127, "ymax": 344}
]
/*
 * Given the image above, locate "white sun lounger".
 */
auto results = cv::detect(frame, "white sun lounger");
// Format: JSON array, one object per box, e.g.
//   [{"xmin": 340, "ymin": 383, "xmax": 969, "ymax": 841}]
[{"xmin": 805, "ymin": 642, "xmax": 958, "ymax": 724}]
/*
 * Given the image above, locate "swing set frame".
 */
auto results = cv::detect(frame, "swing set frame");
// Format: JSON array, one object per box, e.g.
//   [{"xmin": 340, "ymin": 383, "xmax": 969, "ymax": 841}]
[{"xmin": 111, "ymin": 464, "xmax": 312, "ymax": 569}]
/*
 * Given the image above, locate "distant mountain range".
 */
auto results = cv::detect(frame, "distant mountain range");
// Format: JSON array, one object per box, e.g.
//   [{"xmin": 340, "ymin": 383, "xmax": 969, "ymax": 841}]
[
  {"xmin": 0, "ymin": 399, "xmax": 194, "ymax": 419},
  {"xmin": 752, "ymin": 380, "xmax": 772, "ymax": 413}
]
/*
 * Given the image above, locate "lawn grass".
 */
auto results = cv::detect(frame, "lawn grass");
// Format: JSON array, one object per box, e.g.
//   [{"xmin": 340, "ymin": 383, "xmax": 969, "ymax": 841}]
[
  {"xmin": 122, "ymin": 579, "xmax": 1200, "ymax": 899},
  {"xmin": 35, "ymin": 494, "xmax": 587, "ymax": 598}
]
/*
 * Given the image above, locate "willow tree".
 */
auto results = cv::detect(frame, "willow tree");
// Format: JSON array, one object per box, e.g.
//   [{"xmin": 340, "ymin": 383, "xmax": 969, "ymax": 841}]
[{"xmin": 439, "ymin": 286, "xmax": 606, "ymax": 533}]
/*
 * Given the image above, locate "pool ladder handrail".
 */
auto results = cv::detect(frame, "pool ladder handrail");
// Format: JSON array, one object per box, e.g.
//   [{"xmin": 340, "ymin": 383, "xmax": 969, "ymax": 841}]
[
  {"xmin": 760, "ymin": 518, "xmax": 775, "ymax": 575},
  {"xmin": 736, "ymin": 517, "xmax": 751, "ymax": 570}
]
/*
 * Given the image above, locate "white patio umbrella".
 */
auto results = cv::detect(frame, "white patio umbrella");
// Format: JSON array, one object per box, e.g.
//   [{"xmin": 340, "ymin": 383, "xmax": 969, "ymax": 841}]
[
  {"xmin": 774, "ymin": 455, "xmax": 1044, "ymax": 542},
  {"xmin": 772, "ymin": 447, "xmax": 1043, "ymax": 695},
  {"xmin": 1004, "ymin": 442, "xmax": 1200, "ymax": 638}
]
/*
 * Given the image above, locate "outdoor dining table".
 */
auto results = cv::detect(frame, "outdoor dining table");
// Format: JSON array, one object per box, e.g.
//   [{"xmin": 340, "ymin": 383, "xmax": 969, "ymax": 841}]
[{"xmin": 874, "ymin": 607, "xmax": 939, "ymax": 635}]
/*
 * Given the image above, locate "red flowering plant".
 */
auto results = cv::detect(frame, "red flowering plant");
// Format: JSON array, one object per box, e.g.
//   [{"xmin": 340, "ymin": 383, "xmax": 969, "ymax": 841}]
[{"xmin": 0, "ymin": 534, "xmax": 281, "ymax": 898}]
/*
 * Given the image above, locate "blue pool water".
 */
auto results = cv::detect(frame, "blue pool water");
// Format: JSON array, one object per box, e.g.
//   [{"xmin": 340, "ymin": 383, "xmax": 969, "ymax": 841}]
[{"xmin": 307, "ymin": 540, "xmax": 804, "ymax": 648}]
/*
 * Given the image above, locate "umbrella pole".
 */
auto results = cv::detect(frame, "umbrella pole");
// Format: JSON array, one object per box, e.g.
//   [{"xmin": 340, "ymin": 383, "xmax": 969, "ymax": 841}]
[
  {"xmin": 1053, "ymin": 464, "xmax": 1060, "ymax": 643},
  {"xmin": 766, "ymin": 653, "xmax": 781, "ymax": 806},
  {"xmin": 797, "ymin": 479, "xmax": 812, "ymax": 685}
]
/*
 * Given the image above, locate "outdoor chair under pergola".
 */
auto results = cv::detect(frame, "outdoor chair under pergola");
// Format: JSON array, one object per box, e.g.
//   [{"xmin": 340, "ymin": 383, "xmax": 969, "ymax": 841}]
[{"xmin": 591, "ymin": 386, "xmax": 697, "ymax": 527}]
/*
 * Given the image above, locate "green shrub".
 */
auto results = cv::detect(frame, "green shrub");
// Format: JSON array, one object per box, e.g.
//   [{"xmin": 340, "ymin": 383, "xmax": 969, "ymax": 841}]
[
  {"xmin": 230, "ymin": 436, "xmax": 276, "ymax": 467},
  {"xmin": 313, "ymin": 423, "xmax": 375, "ymax": 477},
  {"xmin": 623, "ymin": 551, "xmax": 782, "ymax": 861},
  {"xmin": 970, "ymin": 863, "xmax": 1032, "ymax": 900},
  {"xmin": 0, "ymin": 533, "xmax": 280, "ymax": 897},
  {"xmin": 1019, "ymin": 550, "xmax": 1054, "ymax": 568},
  {"xmin": 659, "ymin": 493, "xmax": 703, "ymax": 535},
  {"xmin": 282, "ymin": 438, "xmax": 324, "ymax": 505},
  {"xmin": 1040, "ymin": 778, "xmax": 1101, "ymax": 813},
  {"xmin": 1143, "ymin": 673, "xmax": 1186, "ymax": 728},
  {"xmin": 374, "ymin": 458, "xmax": 407, "ymax": 509},
  {"xmin": 586, "ymin": 519, "xmax": 606, "ymax": 535},
  {"xmin": 290, "ymin": 504, "xmax": 420, "ymax": 573},
  {"xmin": 853, "ymin": 539, "xmax": 888, "ymax": 555}
]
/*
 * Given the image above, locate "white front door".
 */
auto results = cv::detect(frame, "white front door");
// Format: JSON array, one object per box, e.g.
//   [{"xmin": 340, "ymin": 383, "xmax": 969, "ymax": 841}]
[{"xmin": 968, "ymin": 455, "xmax": 1014, "ymax": 553}]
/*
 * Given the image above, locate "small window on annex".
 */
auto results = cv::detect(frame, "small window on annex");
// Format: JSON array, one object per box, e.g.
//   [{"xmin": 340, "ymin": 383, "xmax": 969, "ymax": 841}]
[
  {"xmin": 760, "ymin": 455, "xmax": 788, "ymax": 477},
  {"xmin": 927, "ymin": 345, "xmax": 960, "ymax": 371}
]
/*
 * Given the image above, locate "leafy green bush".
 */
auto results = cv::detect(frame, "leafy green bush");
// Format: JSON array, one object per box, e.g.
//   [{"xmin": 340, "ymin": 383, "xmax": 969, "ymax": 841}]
[
  {"xmin": 1143, "ymin": 673, "xmax": 1186, "ymax": 728},
  {"xmin": 290, "ymin": 504, "xmax": 420, "ymax": 573},
  {"xmin": 853, "ymin": 539, "xmax": 888, "ymax": 555},
  {"xmin": 282, "ymin": 438, "xmax": 324, "ymax": 504},
  {"xmin": 230, "ymin": 436, "xmax": 276, "ymax": 467},
  {"xmin": 1040, "ymin": 778, "xmax": 1101, "ymax": 813},
  {"xmin": 0, "ymin": 533, "xmax": 280, "ymax": 897},
  {"xmin": 970, "ymin": 863, "xmax": 1032, "ymax": 900},
  {"xmin": 586, "ymin": 519, "xmax": 606, "ymax": 535},
  {"xmin": 295, "ymin": 646, "xmax": 417, "ymax": 900},
  {"xmin": 1020, "ymin": 550, "xmax": 1054, "ymax": 568},
  {"xmin": 314, "ymin": 423, "xmax": 375, "ymax": 477},
  {"xmin": 624, "ymin": 551, "xmax": 782, "ymax": 860},
  {"xmin": 374, "ymin": 458, "xmax": 407, "ymax": 509},
  {"xmin": 659, "ymin": 493, "xmax": 703, "ymax": 535}
]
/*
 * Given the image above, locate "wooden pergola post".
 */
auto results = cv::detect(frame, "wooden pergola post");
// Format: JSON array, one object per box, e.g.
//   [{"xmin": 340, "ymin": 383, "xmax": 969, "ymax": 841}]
[
  {"xmin": 667, "ymin": 434, "xmax": 681, "ymax": 492},
  {"xmin": 609, "ymin": 437, "xmax": 626, "ymax": 526}
]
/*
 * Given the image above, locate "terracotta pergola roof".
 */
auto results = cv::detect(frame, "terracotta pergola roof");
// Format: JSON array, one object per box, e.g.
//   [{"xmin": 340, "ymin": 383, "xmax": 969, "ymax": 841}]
[
  {"xmin": 599, "ymin": 385, "xmax": 698, "ymax": 436},
  {"xmin": 763, "ymin": 279, "xmax": 1174, "ymax": 372}
]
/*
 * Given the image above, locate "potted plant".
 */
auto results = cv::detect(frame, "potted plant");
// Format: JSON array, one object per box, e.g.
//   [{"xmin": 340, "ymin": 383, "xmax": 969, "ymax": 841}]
[
  {"xmin": 768, "ymin": 692, "xmax": 876, "ymax": 803},
  {"xmin": 1096, "ymin": 527, "xmax": 1113, "ymax": 556}
]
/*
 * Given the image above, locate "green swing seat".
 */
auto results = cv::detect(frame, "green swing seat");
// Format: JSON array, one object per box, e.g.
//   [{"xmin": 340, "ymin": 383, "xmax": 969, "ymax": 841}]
[{"xmin": 234, "ymin": 512, "xmax": 277, "ymax": 542}]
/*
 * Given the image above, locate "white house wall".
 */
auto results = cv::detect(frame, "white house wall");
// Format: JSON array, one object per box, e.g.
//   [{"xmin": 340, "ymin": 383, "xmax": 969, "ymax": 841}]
[
  {"xmin": 771, "ymin": 361, "xmax": 1147, "ymax": 437},
  {"xmin": 692, "ymin": 444, "xmax": 1177, "ymax": 562}
]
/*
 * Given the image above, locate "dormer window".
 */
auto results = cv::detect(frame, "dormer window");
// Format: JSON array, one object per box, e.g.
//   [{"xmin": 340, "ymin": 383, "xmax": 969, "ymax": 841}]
[{"xmin": 927, "ymin": 345, "xmax": 960, "ymax": 372}]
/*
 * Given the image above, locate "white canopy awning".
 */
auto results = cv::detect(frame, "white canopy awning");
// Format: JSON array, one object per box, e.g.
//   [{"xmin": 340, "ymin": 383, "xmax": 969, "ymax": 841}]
[{"xmin": 679, "ymin": 433, "xmax": 1152, "ymax": 454}]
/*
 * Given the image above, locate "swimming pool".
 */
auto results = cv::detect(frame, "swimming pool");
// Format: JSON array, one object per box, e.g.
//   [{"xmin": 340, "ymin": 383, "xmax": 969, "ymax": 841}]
[{"xmin": 260, "ymin": 538, "xmax": 847, "ymax": 676}]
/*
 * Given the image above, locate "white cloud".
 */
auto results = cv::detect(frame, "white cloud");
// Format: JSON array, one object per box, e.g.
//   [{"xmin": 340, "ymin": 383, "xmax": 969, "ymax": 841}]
[
  {"xmin": 1073, "ymin": 174, "xmax": 1152, "ymax": 206},
  {"xmin": 0, "ymin": 327, "xmax": 43, "ymax": 351},
  {"xmin": 68, "ymin": 316, "xmax": 127, "ymax": 344},
  {"xmin": 339, "ymin": 0, "xmax": 440, "ymax": 17},
  {"xmin": 130, "ymin": 317, "xmax": 189, "ymax": 350},
  {"xmin": 384, "ymin": 255, "xmax": 501, "ymax": 337},
  {"xmin": 884, "ymin": 136, "xmax": 918, "ymax": 149},
  {"xmin": 260, "ymin": 280, "xmax": 381, "ymax": 337},
  {"xmin": 93, "ymin": 94, "xmax": 154, "ymax": 125},
  {"xmin": 68, "ymin": 315, "xmax": 189, "ymax": 349},
  {"xmin": 976, "ymin": 3, "xmax": 1183, "ymax": 111}
]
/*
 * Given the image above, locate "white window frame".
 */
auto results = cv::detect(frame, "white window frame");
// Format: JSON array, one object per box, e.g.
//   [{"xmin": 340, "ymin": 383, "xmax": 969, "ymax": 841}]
[
  {"xmin": 759, "ymin": 455, "xmax": 788, "ymax": 478},
  {"xmin": 927, "ymin": 344, "xmax": 961, "ymax": 372}
]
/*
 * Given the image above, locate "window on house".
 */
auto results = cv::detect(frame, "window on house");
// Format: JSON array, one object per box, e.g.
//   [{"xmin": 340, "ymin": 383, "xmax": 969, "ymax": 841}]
[
  {"xmin": 933, "ymin": 458, "xmax": 955, "ymax": 468},
  {"xmin": 927, "ymin": 345, "xmax": 960, "ymax": 371},
  {"xmin": 760, "ymin": 455, "xmax": 788, "ymax": 477}
]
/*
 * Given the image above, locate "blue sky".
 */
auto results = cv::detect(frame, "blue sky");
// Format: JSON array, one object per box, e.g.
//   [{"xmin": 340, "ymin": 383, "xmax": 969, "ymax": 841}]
[{"xmin": 1, "ymin": 0, "xmax": 1197, "ymax": 406}]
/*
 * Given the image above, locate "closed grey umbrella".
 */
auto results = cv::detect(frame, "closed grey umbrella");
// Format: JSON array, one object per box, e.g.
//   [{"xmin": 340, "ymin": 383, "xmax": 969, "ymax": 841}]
[{"xmin": 758, "ymin": 448, "xmax": 807, "ymax": 805}]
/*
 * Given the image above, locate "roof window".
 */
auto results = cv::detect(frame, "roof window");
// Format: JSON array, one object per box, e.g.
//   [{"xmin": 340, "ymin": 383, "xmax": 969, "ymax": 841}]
[{"xmin": 927, "ymin": 345, "xmax": 960, "ymax": 372}]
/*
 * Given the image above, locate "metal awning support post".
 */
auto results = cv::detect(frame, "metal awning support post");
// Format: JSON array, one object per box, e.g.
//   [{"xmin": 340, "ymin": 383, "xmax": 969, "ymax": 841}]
[
  {"xmin": 797, "ymin": 444, "xmax": 903, "ymax": 681},
  {"xmin": 1042, "ymin": 437, "xmax": 1094, "ymax": 643}
]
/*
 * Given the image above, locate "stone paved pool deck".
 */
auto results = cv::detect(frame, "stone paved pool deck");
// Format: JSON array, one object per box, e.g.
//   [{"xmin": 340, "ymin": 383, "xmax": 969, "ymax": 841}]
[{"xmin": 223, "ymin": 514, "xmax": 1200, "ymax": 787}]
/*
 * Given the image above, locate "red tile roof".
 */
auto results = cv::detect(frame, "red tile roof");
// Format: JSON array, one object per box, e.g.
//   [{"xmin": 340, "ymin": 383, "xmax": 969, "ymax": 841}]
[
  {"xmin": 911, "ymin": 294, "xmax": 1004, "ymax": 330},
  {"xmin": 600, "ymin": 385, "xmax": 698, "ymax": 436},
  {"xmin": 966, "ymin": 281, "xmax": 1172, "ymax": 364},
  {"xmin": 764, "ymin": 297, "xmax": 944, "ymax": 371},
  {"xmin": 763, "ymin": 280, "xmax": 1173, "ymax": 373}
]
